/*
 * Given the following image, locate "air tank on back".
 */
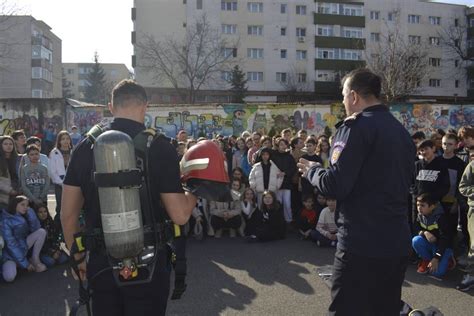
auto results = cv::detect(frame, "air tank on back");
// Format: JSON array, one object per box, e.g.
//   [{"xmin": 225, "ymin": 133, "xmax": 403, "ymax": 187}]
[{"xmin": 93, "ymin": 130, "xmax": 144, "ymax": 259}]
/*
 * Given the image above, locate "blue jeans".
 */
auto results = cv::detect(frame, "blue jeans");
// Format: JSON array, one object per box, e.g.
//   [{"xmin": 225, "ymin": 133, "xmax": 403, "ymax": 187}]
[
  {"xmin": 40, "ymin": 251, "xmax": 69, "ymax": 268},
  {"xmin": 412, "ymin": 235, "xmax": 453, "ymax": 278}
]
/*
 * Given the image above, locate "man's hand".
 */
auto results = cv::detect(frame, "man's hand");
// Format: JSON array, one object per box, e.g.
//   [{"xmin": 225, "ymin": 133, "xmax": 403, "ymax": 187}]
[
  {"xmin": 297, "ymin": 158, "xmax": 321, "ymax": 178},
  {"xmin": 428, "ymin": 258, "xmax": 439, "ymax": 273},
  {"xmin": 71, "ymin": 253, "xmax": 87, "ymax": 281}
]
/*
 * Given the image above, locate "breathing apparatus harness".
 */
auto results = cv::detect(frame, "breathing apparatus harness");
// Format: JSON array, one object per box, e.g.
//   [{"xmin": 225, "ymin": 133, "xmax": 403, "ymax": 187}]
[{"xmin": 69, "ymin": 123, "xmax": 187, "ymax": 316}]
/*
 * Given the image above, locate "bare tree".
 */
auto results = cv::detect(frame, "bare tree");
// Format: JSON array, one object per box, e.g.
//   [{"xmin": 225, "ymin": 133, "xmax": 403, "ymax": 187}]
[
  {"xmin": 137, "ymin": 15, "xmax": 237, "ymax": 103},
  {"xmin": 439, "ymin": 16, "xmax": 473, "ymax": 64},
  {"xmin": 365, "ymin": 12, "xmax": 430, "ymax": 102}
]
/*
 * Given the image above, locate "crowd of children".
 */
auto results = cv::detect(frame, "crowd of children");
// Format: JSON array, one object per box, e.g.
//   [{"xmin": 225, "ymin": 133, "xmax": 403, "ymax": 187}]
[{"xmin": 1, "ymin": 123, "xmax": 474, "ymax": 293}]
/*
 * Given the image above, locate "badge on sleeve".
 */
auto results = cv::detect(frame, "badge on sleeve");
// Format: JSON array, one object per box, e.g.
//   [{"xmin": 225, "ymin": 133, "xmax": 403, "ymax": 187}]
[{"xmin": 331, "ymin": 141, "xmax": 346, "ymax": 165}]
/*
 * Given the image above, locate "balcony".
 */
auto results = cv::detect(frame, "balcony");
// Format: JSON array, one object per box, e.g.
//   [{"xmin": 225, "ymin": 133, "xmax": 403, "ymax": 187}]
[
  {"xmin": 315, "ymin": 36, "xmax": 365, "ymax": 49},
  {"xmin": 314, "ymin": 81, "xmax": 341, "ymax": 96},
  {"xmin": 314, "ymin": 13, "xmax": 365, "ymax": 28},
  {"xmin": 315, "ymin": 59, "xmax": 366, "ymax": 71}
]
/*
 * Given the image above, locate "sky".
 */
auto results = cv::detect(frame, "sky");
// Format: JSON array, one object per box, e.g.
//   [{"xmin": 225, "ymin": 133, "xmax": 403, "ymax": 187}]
[{"xmin": 8, "ymin": 0, "xmax": 474, "ymax": 72}]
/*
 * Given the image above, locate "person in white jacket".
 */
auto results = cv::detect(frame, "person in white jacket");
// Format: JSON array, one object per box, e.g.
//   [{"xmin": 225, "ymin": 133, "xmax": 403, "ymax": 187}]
[
  {"xmin": 48, "ymin": 131, "xmax": 72, "ymax": 228},
  {"xmin": 249, "ymin": 147, "xmax": 284, "ymax": 207}
]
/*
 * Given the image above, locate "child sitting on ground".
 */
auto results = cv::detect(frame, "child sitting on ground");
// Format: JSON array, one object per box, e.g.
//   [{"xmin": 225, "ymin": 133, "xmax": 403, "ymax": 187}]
[
  {"xmin": 1, "ymin": 195, "xmax": 47, "ymax": 282},
  {"xmin": 311, "ymin": 197, "xmax": 338, "ymax": 247},
  {"xmin": 241, "ymin": 187, "xmax": 263, "ymax": 237},
  {"xmin": 296, "ymin": 195, "xmax": 319, "ymax": 239},
  {"xmin": 412, "ymin": 193, "xmax": 455, "ymax": 278},
  {"xmin": 248, "ymin": 190, "xmax": 286, "ymax": 242},
  {"xmin": 35, "ymin": 204, "xmax": 69, "ymax": 267}
]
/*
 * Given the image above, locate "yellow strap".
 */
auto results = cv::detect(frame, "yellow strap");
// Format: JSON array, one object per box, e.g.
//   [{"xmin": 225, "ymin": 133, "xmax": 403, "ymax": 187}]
[
  {"xmin": 75, "ymin": 236, "xmax": 85, "ymax": 252},
  {"xmin": 174, "ymin": 224, "xmax": 181, "ymax": 238},
  {"xmin": 420, "ymin": 222, "xmax": 439, "ymax": 231}
]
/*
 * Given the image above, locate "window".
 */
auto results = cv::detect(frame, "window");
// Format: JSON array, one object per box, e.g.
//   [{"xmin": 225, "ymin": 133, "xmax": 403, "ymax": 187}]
[
  {"xmin": 223, "ymin": 48, "xmax": 237, "ymax": 58},
  {"xmin": 247, "ymin": 2, "xmax": 263, "ymax": 13},
  {"xmin": 247, "ymin": 48, "xmax": 264, "ymax": 59},
  {"xmin": 317, "ymin": 25, "xmax": 333, "ymax": 37},
  {"xmin": 296, "ymin": 27, "xmax": 306, "ymax": 37},
  {"xmin": 280, "ymin": 4, "xmax": 287, "ymax": 14},
  {"xmin": 281, "ymin": 27, "xmax": 286, "ymax": 36},
  {"xmin": 32, "ymin": 89, "xmax": 42, "ymax": 98},
  {"xmin": 429, "ymin": 58, "xmax": 441, "ymax": 67},
  {"xmin": 370, "ymin": 11, "xmax": 379, "ymax": 20},
  {"xmin": 455, "ymin": 60, "xmax": 459, "ymax": 67},
  {"xmin": 429, "ymin": 16, "xmax": 440, "ymax": 25},
  {"xmin": 280, "ymin": 49, "xmax": 287, "ymax": 59},
  {"xmin": 343, "ymin": 49, "xmax": 361, "ymax": 60},
  {"xmin": 455, "ymin": 80, "xmax": 459, "ymax": 88},
  {"xmin": 296, "ymin": 5, "xmax": 306, "ymax": 15},
  {"xmin": 342, "ymin": 4, "xmax": 363, "ymax": 17},
  {"xmin": 79, "ymin": 79, "xmax": 90, "ymax": 87},
  {"xmin": 387, "ymin": 11, "xmax": 396, "ymax": 21},
  {"xmin": 370, "ymin": 33, "xmax": 380, "ymax": 42},
  {"xmin": 221, "ymin": 71, "xmax": 232, "ymax": 81},
  {"xmin": 454, "ymin": 18, "xmax": 459, "ymax": 27},
  {"xmin": 470, "ymin": 18, "xmax": 474, "ymax": 27},
  {"xmin": 247, "ymin": 72, "xmax": 263, "ymax": 82},
  {"xmin": 408, "ymin": 15, "xmax": 420, "ymax": 24},
  {"xmin": 429, "ymin": 79, "xmax": 441, "ymax": 87},
  {"xmin": 317, "ymin": 3, "xmax": 338, "ymax": 15},
  {"xmin": 221, "ymin": 1, "xmax": 237, "ymax": 11},
  {"xmin": 197, "ymin": 0, "xmax": 202, "ymax": 9},
  {"xmin": 296, "ymin": 50, "xmax": 307, "ymax": 60},
  {"xmin": 32, "ymin": 67, "xmax": 41, "ymax": 79},
  {"xmin": 342, "ymin": 27, "xmax": 363, "ymax": 38},
  {"xmin": 317, "ymin": 48, "xmax": 335, "ymax": 59},
  {"xmin": 298, "ymin": 73, "xmax": 306, "ymax": 83},
  {"xmin": 248, "ymin": 25, "xmax": 263, "ymax": 36},
  {"xmin": 408, "ymin": 35, "xmax": 421, "ymax": 44},
  {"xmin": 222, "ymin": 24, "xmax": 237, "ymax": 34},
  {"xmin": 276, "ymin": 72, "xmax": 287, "ymax": 82},
  {"xmin": 429, "ymin": 37, "xmax": 440, "ymax": 45},
  {"xmin": 67, "ymin": 69, "xmax": 74, "ymax": 74}
]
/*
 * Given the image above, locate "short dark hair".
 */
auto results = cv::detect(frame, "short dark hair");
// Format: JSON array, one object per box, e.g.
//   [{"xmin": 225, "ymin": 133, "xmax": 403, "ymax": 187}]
[
  {"xmin": 443, "ymin": 133, "xmax": 458, "ymax": 143},
  {"xmin": 11, "ymin": 130, "xmax": 25, "ymax": 140},
  {"xmin": 417, "ymin": 193, "xmax": 436, "ymax": 206},
  {"xmin": 290, "ymin": 137, "xmax": 301, "ymax": 149},
  {"xmin": 305, "ymin": 138, "xmax": 317, "ymax": 146},
  {"xmin": 112, "ymin": 79, "xmax": 147, "ymax": 107},
  {"xmin": 26, "ymin": 136, "xmax": 41, "ymax": 146},
  {"xmin": 342, "ymin": 68, "xmax": 382, "ymax": 99},
  {"xmin": 26, "ymin": 144, "xmax": 40, "ymax": 155},
  {"xmin": 412, "ymin": 131, "xmax": 426, "ymax": 140},
  {"xmin": 417, "ymin": 139, "xmax": 435, "ymax": 150},
  {"xmin": 458, "ymin": 126, "xmax": 474, "ymax": 140}
]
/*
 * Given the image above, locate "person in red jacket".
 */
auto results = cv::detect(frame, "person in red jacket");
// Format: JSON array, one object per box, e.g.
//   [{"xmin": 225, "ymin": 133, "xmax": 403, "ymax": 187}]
[{"xmin": 296, "ymin": 195, "xmax": 318, "ymax": 239}]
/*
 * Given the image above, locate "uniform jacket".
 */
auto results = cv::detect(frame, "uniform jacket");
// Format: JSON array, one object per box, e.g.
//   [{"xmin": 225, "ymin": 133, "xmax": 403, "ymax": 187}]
[
  {"xmin": 48, "ymin": 148, "xmax": 67, "ymax": 185},
  {"xmin": 1, "ymin": 208, "xmax": 41, "ymax": 268},
  {"xmin": 249, "ymin": 161, "xmax": 283, "ymax": 193},
  {"xmin": 305, "ymin": 104, "xmax": 415, "ymax": 258},
  {"xmin": 414, "ymin": 204, "xmax": 452, "ymax": 257}
]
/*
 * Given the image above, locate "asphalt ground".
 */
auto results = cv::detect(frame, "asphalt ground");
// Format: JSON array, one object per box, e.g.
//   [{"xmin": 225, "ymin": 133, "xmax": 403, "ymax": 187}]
[{"xmin": 0, "ymin": 196, "xmax": 472, "ymax": 316}]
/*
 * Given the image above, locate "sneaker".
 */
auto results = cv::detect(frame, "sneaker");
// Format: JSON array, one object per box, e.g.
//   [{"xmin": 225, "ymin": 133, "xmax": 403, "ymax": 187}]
[
  {"xmin": 456, "ymin": 274, "xmax": 474, "ymax": 292},
  {"xmin": 245, "ymin": 235, "xmax": 258, "ymax": 243},
  {"xmin": 447, "ymin": 256, "xmax": 456, "ymax": 271},
  {"xmin": 34, "ymin": 262, "xmax": 47, "ymax": 273},
  {"xmin": 214, "ymin": 229, "xmax": 222, "ymax": 238},
  {"xmin": 229, "ymin": 229, "xmax": 236, "ymax": 238},
  {"xmin": 417, "ymin": 260, "xmax": 430, "ymax": 274}
]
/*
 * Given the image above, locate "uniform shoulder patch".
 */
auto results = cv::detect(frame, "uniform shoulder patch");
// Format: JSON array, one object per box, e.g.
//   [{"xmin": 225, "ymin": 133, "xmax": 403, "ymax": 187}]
[{"xmin": 330, "ymin": 141, "xmax": 346, "ymax": 165}]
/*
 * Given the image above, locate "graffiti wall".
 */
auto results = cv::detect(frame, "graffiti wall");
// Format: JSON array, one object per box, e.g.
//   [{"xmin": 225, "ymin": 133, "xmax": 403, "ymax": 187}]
[{"xmin": 1, "ymin": 99, "xmax": 474, "ymax": 139}]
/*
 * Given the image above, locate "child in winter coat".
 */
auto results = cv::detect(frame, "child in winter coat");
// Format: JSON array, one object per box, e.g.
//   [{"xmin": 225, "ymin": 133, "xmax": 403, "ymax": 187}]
[
  {"xmin": 412, "ymin": 193, "xmax": 455, "ymax": 278},
  {"xmin": 35, "ymin": 204, "xmax": 69, "ymax": 267},
  {"xmin": 249, "ymin": 148, "xmax": 284, "ymax": 207},
  {"xmin": 1, "ymin": 195, "xmax": 47, "ymax": 282},
  {"xmin": 311, "ymin": 197, "xmax": 338, "ymax": 247},
  {"xmin": 249, "ymin": 190, "xmax": 286, "ymax": 242},
  {"xmin": 296, "ymin": 195, "xmax": 319, "ymax": 239},
  {"xmin": 241, "ymin": 187, "xmax": 263, "ymax": 237}
]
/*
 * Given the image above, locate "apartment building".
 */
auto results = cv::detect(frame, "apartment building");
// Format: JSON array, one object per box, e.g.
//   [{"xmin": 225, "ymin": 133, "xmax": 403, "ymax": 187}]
[
  {"xmin": 62, "ymin": 63, "xmax": 131, "ymax": 100},
  {"xmin": 132, "ymin": 0, "xmax": 472, "ymax": 102},
  {"xmin": 0, "ymin": 16, "xmax": 62, "ymax": 99}
]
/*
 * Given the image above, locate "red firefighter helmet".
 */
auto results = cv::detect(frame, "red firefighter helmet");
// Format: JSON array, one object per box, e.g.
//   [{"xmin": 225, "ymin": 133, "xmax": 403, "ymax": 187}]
[{"xmin": 180, "ymin": 140, "xmax": 231, "ymax": 201}]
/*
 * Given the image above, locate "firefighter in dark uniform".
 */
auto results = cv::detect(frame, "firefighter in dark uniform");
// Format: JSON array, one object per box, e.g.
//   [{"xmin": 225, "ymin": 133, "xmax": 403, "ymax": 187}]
[
  {"xmin": 298, "ymin": 69, "xmax": 416, "ymax": 316},
  {"xmin": 61, "ymin": 80, "xmax": 197, "ymax": 315}
]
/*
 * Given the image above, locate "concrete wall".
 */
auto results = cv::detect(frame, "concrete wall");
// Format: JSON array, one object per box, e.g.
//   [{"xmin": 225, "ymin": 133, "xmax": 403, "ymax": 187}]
[{"xmin": 1, "ymin": 99, "xmax": 474, "ymax": 139}]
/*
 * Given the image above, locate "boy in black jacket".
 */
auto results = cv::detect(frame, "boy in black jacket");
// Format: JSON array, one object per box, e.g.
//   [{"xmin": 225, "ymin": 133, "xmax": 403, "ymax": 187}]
[
  {"xmin": 413, "ymin": 140, "xmax": 450, "ymax": 205},
  {"xmin": 412, "ymin": 193, "xmax": 455, "ymax": 277}
]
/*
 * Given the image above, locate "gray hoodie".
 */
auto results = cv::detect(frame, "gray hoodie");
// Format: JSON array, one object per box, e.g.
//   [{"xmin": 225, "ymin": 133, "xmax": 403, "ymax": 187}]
[{"xmin": 20, "ymin": 163, "xmax": 50, "ymax": 203}]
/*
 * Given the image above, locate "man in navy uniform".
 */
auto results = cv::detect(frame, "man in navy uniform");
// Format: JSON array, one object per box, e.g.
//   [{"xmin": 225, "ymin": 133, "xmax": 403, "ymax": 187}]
[{"xmin": 298, "ymin": 68, "xmax": 415, "ymax": 316}]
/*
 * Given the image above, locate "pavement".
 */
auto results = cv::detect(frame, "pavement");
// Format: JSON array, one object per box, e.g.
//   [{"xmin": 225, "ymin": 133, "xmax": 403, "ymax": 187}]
[{"xmin": 0, "ymin": 196, "xmax": 473, "ymax": 316}]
